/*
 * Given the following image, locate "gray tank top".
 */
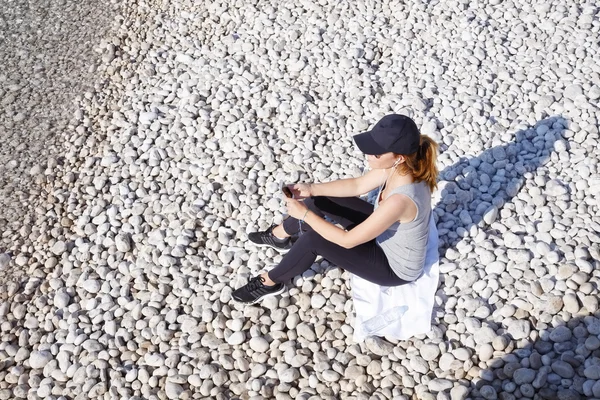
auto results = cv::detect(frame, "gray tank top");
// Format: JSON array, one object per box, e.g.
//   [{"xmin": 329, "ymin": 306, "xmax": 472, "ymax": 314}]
[{"xmin": 374, "ymin": 180, "xmax": 431, "ymax": 282}]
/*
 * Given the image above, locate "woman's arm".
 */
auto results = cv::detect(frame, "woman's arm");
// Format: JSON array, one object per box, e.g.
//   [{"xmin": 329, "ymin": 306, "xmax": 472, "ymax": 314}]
[
  {"xmin": 309, "ymin": 169, "xmax": 386, "ymax": 198},
  {"xmin": 302, "ymin": 194, "xmax": 413, "ymax": 249}
]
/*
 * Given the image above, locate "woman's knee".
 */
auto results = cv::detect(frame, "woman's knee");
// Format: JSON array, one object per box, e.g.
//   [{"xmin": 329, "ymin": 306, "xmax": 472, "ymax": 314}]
[
  {"xmin": 309, "ymin": 196, "xmax": 340, "ymax": 216},
  {"xmin": 303, "ymin": 196, "xmax": 322, "ymax": 213},
  {"xmin": 296, "ymin": 229, "xmax": 329, "ymax": 247},
  {"xmin": 295, "ymin": 231, "xmax": 340, "ymax": 258}
]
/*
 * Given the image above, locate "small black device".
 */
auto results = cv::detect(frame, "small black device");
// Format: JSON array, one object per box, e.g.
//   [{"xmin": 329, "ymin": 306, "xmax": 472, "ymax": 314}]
[{"xmin": 282, "ymin": 186, "xmax": 293, "ymax": 198}]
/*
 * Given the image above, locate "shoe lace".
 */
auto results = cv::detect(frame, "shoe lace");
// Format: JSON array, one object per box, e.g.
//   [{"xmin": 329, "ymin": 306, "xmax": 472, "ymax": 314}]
[
  {"xmin": 258, "ymin": 226, "xmax": 278, "ymax": 245},
  {"xmin": 246, "ymin": 276, "xmax": 265, "ymax": 292},
  {"xmin": 260, "ymin": 229, "xmax": 273, "ymax": 241}
]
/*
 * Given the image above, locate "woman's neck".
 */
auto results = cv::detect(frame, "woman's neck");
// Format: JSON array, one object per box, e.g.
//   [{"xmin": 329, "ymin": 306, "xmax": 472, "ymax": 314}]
[{"xmin": 385, "ymin": 168, "xmax": 414, "ymax": 188}]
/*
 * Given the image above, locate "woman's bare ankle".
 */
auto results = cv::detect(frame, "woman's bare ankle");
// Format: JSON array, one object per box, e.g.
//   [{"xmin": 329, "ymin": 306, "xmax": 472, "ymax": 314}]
[
  {"xmin": 272, "ymin": 225, "xmax": 290, "ymax": 239},
  {"xmin": 261, "ymin": 272, "xmax": 277, "ymax": 286}
]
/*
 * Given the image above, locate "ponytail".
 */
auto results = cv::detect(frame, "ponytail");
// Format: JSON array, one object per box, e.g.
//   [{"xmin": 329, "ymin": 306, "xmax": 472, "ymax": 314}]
[{"xmin": 394, "ymin": 135, "xmax": 439, "ymax": 192}]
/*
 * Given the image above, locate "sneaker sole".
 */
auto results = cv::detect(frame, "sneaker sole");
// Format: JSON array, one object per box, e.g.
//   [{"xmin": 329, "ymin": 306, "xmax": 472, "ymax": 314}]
[
  {"xmin": 250, "ymin": 242, "xmax": 291, "ymax": 254},
  {"xmin": 233, "ymin": 285, "xmax": 286, "ymax": 305}
]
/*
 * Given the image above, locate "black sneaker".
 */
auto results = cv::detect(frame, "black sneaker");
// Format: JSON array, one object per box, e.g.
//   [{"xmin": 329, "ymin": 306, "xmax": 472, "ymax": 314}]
[
  {"xmin": 231, "ymin": 276, "xmax": 285, "ymax": 304},
  {"xmin": 248, "ymin": 225, "xmax": 292, "ymax": 253}
]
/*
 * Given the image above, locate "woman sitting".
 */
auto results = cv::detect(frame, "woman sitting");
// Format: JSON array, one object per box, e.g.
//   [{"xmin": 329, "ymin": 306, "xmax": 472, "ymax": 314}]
[{"xmin": 232, "ymin": 114, "xmax": 439, "ymax": 304}]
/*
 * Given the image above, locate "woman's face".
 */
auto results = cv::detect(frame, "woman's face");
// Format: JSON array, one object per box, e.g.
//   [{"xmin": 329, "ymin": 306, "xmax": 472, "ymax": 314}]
[{"xmin": 366, "ymin": 152, "xmax": 402, "ymax": 169}]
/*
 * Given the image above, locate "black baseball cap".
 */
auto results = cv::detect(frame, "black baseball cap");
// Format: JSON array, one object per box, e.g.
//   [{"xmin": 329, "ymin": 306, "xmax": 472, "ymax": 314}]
[{"xmin": 353, "ymin": 114, "xmax": 420, "ymax": 155}]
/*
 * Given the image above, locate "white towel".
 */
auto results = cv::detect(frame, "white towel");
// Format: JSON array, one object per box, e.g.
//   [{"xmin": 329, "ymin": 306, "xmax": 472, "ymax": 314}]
[{"xmin": 350, "ymin": 214, "xmax": 440, "ymax": 342}]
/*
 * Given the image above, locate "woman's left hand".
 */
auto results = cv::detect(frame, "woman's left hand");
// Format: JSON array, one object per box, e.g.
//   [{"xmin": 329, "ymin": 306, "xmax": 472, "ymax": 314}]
[{"xmin": 285, "ymin": 197, "xmax": 309, "ymax": 220}]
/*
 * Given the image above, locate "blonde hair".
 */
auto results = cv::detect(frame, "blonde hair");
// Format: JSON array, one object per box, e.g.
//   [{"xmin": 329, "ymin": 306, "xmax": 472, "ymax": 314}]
[{"xmin": 395, "ymin": 135, "xmax": 439, "ymax": 192}]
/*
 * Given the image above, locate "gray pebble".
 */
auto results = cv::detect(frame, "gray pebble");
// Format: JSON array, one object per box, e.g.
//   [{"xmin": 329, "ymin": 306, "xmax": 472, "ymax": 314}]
[
  {"xmin": 552, "ymin": 360, "xmax": 575, "ymax": 378},
  {"xmin": 279, "ymin": 368, "xmax": 300, "ymax": 383},
  {"xmin": 508, "ymin": 320, "xmax": 530, "ymax": 340},
  {"xmin": 365, "ymin": 336, "xmax": 394, "ymax": 356},
  {"xmin": 409, "ymin": 355, "xmax": 429, "ymax": 374},
  {"xmin": 0, "ymin": 253, "xmax": 10, "ymax": 269},
  {"xmin": 51, "ymin": 241, "xmax": 67, "ymax": 255},
  {"xmin": 563, "ymin": 293, "xmax": 580, "ymax": 313},
  {"xmin": 450, "ymin": 385, "xmax": 469, "ymax": 400},
  {"xmin": 54, "ymin": 291, "xmax": 70, "ymax": 308},
  {"xmin": 428, "ymin": 378, "xmax": 453, "ymax": 392},
  {"xmin": 29, "ymin": 351, "xmax": 53, "ymax": 369},
  {"xmin": 474, "ymin": 326, "xmax": 497, "ymax": 344},
  {"xmin": 115, "ymin": 234, "xmax": 132, "ymax": 252},
  {"xmin": 82, "ymin": 280, "xmax": 101, "ymax": 293},
  {"xmin": 420, "ymin": 344, "xmax": 440, "ymax": 361},
  {"xmin": 513, "ymin": 368, "xmax": 536, "ymax": 384},
  {"xmin": 227, "ymin": 332, "xmax": 245, "ymax": 346},
  {"xmin": 249, "ymin": 337, "xmax": 269, "ymax": 353},
  {"xmin": 322, "ymin": 370, "xmax": 340, "ymax": 382},
  {"xmin": 479, "ymin": 385, "xmax": 497, "ymax": 400},
  {"xmin": 549, "ymin": 326, "xmax": 572, "ymax": 342},
  {"xmin": 165, "ymin": 381, "xmax": 184, "ymax": 399}
]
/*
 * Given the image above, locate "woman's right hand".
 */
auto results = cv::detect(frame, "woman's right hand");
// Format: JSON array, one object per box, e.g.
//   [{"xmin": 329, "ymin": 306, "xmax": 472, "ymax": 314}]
[{"xmin": 289, "ymin": 183, "xmax": 313, "ymax": 199}]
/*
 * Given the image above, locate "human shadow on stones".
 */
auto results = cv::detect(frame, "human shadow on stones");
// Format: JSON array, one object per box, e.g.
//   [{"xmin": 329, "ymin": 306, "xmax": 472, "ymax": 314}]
[
  {"xmin": 433, "ymin": 115, "xmax": 568, "ymax": 254},
  {"xmin": 457, "ymin": 314, "xmax": 600, "ymax": 400}
]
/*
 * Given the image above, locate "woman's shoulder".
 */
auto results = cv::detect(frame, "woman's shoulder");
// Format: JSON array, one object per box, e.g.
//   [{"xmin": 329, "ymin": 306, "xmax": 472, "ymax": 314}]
[
  {"xmin": 389, "ymin": 179, "xmax": 421, "ymax": 193},
  {"xmin": 413, "ymin": 179, "xmax": 431, "ymax": 193},
  {"xmin": 388, "ymin": 181, "xmax": 431, "ymax": 205}
]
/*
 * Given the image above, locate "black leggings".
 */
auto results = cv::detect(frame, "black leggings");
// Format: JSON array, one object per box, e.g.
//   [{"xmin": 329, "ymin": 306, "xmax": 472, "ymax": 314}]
[{"xmin": 267, "ymin": 196, "xmax": 410, "ymax": 286}]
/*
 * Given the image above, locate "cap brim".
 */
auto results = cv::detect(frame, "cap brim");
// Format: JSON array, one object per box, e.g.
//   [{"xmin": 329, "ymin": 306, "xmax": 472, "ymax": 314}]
[{"xmin": 353, "ymin": 131, "xmax": 388, "ymax": 155}]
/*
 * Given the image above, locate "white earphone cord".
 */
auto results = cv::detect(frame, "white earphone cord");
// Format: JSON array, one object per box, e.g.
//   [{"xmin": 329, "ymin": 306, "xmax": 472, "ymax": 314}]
[{"xmin": 381, "ymin": 157, "xmax": 402, "ymax": 195}]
